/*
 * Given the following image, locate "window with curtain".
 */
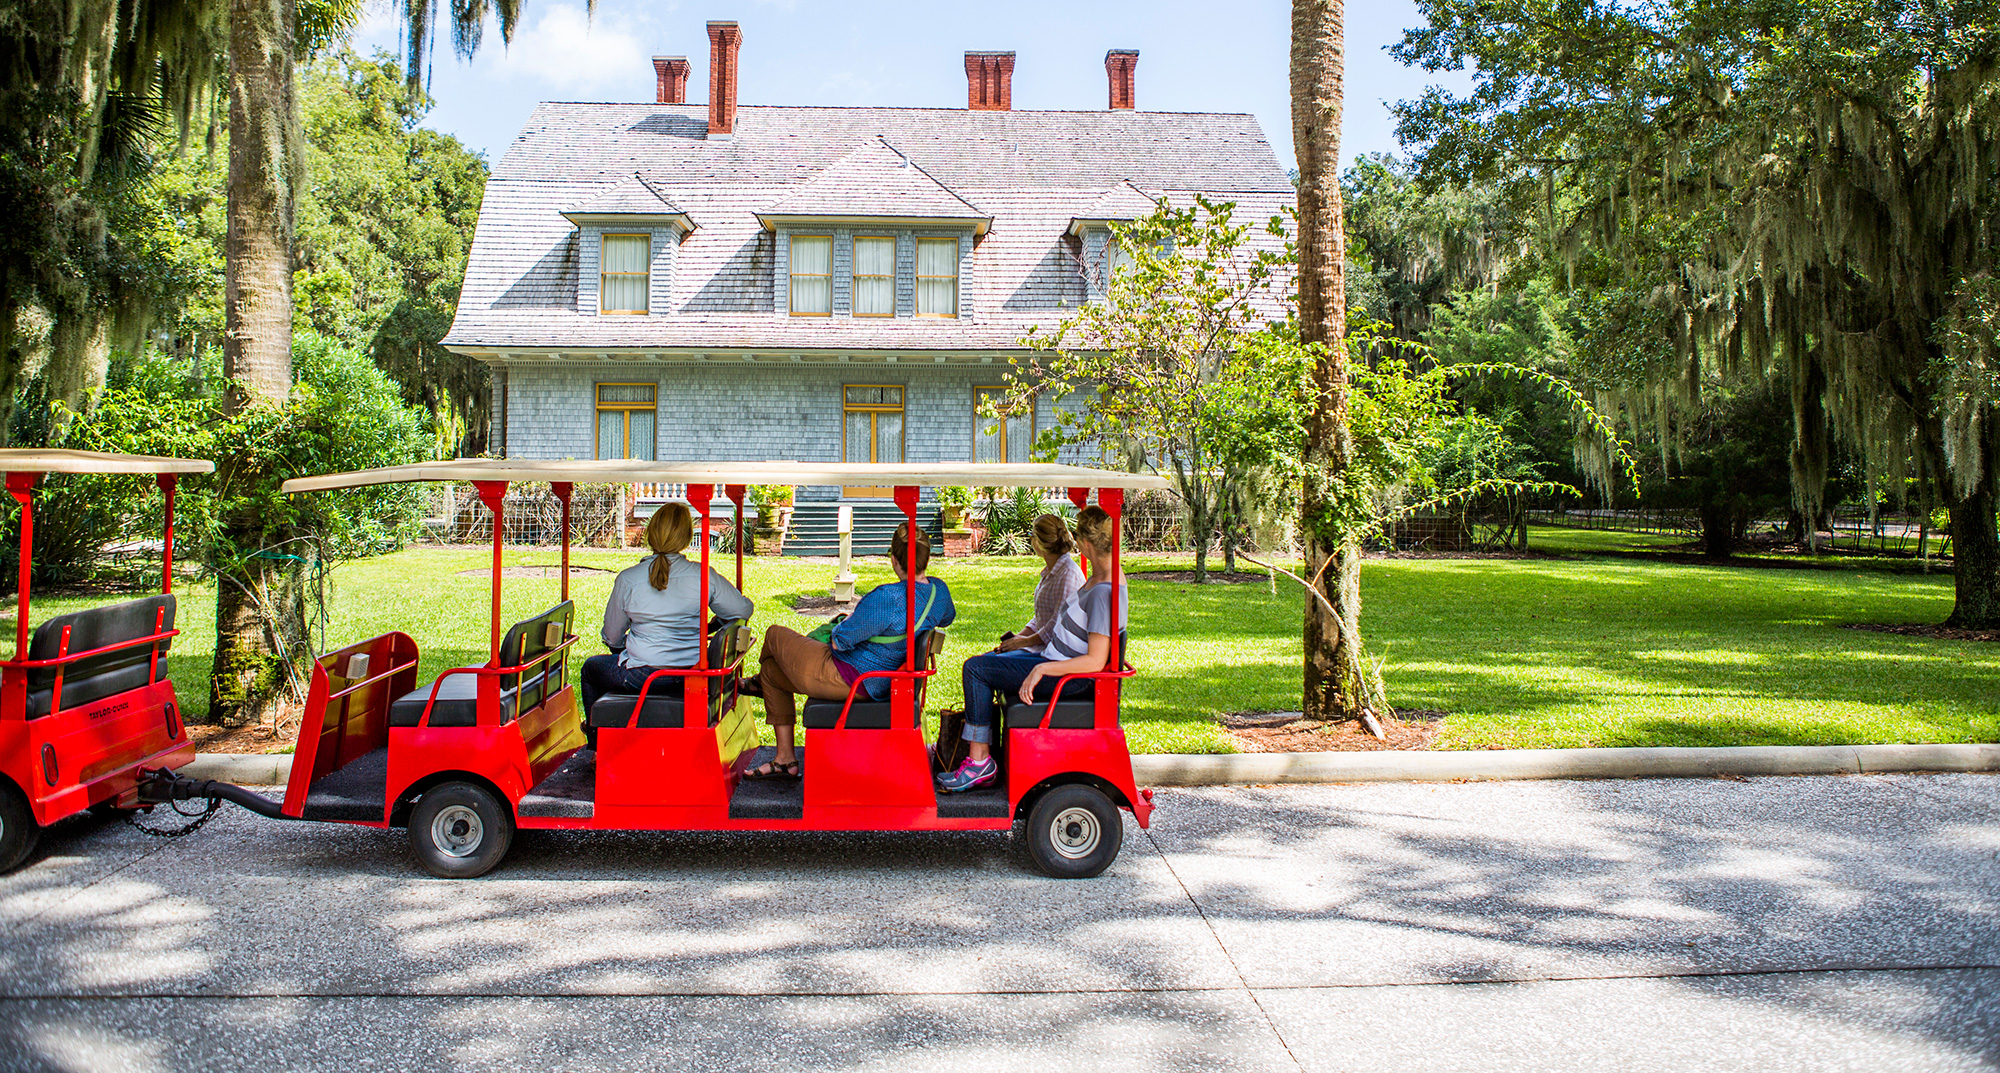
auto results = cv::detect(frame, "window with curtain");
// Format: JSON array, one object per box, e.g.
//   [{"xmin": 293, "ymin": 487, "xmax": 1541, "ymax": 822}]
[
  {"xmin": 842, "ymin": 385, "xmax": 905, "ymax": 464},
  {"xmin": 596, "ymin": 383, "xmax": 657, "ymax": 460},
  {"xmin": 789, "ymin": 235, "xmax": 833, "ymax": 315},
  {"xmin": 974, "ymin": 387, "xmax": 1033, "ymax": 463},
  {"xmin": 916, "ymin": 238, "xmax": 958, "ymax": 317},
  {"xmin": 600, "ymin": 234, "xmax": 650, "ymax": 314},
  {"xmin": 852, "ymin": 236, "xmax": 895, "ymax": 316}
]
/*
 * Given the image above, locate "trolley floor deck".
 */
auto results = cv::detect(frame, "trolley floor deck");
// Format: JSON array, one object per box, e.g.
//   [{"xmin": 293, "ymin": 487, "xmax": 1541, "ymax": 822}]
[
  {"xmin": 302, "ymin": 747, "xmax": 388, "ymax": 822},
  {"xmin": 519, "ymin": 748, "xmax": 596, "ymax": 819},
  {"xmin": 729, "ymin": 747, "xmax": 805, "ymax": 820}
]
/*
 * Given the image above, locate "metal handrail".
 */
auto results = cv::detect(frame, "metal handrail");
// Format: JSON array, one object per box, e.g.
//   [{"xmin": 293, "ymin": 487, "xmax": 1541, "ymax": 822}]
[
  {"xmin": 324, "ymin": 659, "xmax": 422, "ymax": 702},
  {"xmin": 623, "ymin": 652, "xmax": 749, "ymax": 724},
  {"xmin": 1034, "ymin": 662, "xmax": 1137, "ymax": 730},
  {"xmin": 0, "ymin": 627, "xmax": 181, "ymax": 670},
  {"xmin": 830, "ymin": 665, "xmax": 938, "ymax": 730},
  {"xmin": 415, "ymin": 634, "xmax": 579, "ymax": 727}
]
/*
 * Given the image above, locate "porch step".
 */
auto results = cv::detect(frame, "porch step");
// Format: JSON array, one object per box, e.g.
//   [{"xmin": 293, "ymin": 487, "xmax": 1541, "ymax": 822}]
[{"xmin": 781, "ymin": 504, "xmax": 946, "ymax": 556}]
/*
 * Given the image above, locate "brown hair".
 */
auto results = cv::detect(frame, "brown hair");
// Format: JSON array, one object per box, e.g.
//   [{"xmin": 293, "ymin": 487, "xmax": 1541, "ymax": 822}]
[
  {"xmin": 1031, "ymin": 513, "xmax": 1075, "ymax": 556},
  {"xmin": 646, "ymin": 503, "xmax": 695, "ymax": 590},
  {"xmin": 1074, "ymin": 505, "xmax": 1115, "ymax": 554},
  {"xmin": 889, "ymin": 521, "xmax": 931, "ymax": 576}
]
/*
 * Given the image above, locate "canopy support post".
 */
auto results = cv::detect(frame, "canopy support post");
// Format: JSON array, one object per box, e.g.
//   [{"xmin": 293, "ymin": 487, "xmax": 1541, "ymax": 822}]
[
  {"xmin": 8, "ymin": 472, "xmax": 36, "ymax": 661},
  {"xmin": 157, "ymin": 474, "xmax": 178, "ymax": 595},
  {"xmin": 1100, "ymin": 487, "xmax": 1124, "ymax": 673},
  {"xmin": 1068, "ymin": 486, "xmax": 1090, "ymax": 576},
  {"xmin": 474, "ymin": 480, "xmax": 508, "ymax": 666},
  {"xmin": 689, "ymin": 483, "xmax": 713, "ymax": 670},
  {"xmin": 551, "ymin": 482, "xmax": 573, "ymax": 603},
  {"xmin": 895, "ymin": 485, "xmax": 919, "ymax": 674},
  {"xmin": 725, "ymin": 484, "xmax": 746, "ymax": 591}
]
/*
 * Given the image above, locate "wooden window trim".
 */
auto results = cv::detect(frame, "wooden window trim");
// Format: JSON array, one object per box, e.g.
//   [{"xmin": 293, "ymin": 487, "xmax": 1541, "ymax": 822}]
[
  {"xmin": 600, "ymin": 233, "xmax": 651, "ymax": 316},
  {"xmin": 851, "ymin": 235, "xmax": 896, "ymax": 318},
  {"xmin": 789, "ymin": 234, "xmax": 834, "ymax": 317},
  {"xmin": 915, "ymin": 237, "xmax": 959, "ymax": 319},
  {"xmin": 974, "ymin": 385, "xmax": 1033, "ymax": 462},
  {"xmin": 842, "ymin": 383, "xmax": 908, "ymax": 481},
  {"xmin": 594, "ymin": 382, "xmax": 657, "ymax": 460}
]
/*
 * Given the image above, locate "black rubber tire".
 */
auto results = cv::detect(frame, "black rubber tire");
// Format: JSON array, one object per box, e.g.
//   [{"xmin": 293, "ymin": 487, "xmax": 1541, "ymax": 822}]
[
  {"xmin": 0, "ymin": 778, "xmax": 41, "ymax": 874},
  {"xmin": 1022, "ymin": 783, "xmax": 1123, "ymax": 879},
  {"xmin": 408, "ymin": 782, "xmax": 514, "ymax": 878}
]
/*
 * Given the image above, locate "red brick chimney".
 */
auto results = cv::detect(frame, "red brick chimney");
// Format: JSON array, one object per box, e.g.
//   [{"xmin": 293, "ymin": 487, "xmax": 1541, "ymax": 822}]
[
  {"xmin": 965, "ymin": 51, "xmax": 1015, "ymax": 111},
  {"xmin": 707, "ymin": 22, "xmax": 742, "ymax": 136},
  {"xmin": 653, "ymin": 55, "xmax": 689, "ymax": 104},
  {"xmin": 1105, "ymin": 49, "xmax": 1138, "ymax": 110}
]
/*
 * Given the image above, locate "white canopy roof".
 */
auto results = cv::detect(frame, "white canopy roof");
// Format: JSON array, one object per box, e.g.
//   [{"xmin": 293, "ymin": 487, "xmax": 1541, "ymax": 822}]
[
  {"xmin": 282, "ymin": 458, "xmax": 1169, "ymax": 494},
  {"xmin": 0, "ymin": 449, "xmax": 214, "ymax": 476}
]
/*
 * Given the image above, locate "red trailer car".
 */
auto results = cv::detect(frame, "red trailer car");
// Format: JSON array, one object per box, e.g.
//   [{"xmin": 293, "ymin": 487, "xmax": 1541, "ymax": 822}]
[
  {"xmin": 152, "ymin": 459, "xmax": 1165, "ymax": 878},
  {"xmin": 1, "ymin": 449, "xmax": 212, "ymax": 871}
]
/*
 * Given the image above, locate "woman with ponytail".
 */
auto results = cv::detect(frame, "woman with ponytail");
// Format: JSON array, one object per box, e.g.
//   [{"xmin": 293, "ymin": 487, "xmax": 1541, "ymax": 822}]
[{"xmin": 582, "ymin": 502, "xmax": 755, "ymax": 720}]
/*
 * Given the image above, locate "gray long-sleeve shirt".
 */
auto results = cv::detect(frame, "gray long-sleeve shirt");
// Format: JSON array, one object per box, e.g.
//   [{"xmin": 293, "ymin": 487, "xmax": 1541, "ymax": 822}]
[{"xmin": 600, "ymin": 553, "xmax": 755, "ymax": 669}]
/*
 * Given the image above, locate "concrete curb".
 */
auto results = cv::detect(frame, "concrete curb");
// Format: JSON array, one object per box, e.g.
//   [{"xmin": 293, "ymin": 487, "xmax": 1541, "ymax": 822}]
[
  {"xmin": 1133, "ymin": 744, "xmax": 2000, "ymax": 785},
  {"xmin": 182, "ymin": 744, "xmax": 2000, "ymax": 789}
]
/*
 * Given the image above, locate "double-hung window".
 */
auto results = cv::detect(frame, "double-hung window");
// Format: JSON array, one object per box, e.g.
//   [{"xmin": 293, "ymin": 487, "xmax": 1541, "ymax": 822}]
[
  {"xmin": 596, "ymin": 383, "xmax": 657, "ymax": 460},
  {"xmin": 600, "ymin": 234, "xmax": 650, "ymax": 314},
  {"xmin": 789, "ymin": 235, "xmax": 832, "ymax": 315},
  {"xmin": 974, "ymin": 386, "xmax": 1033, "ymax": 463},
  {"xmin": 916, "ymin": 238, "xmax": 958, "ymax": 317},
  {"xmin": 852, "ymin": 237, "xmax": 895, "ymax": 316}
]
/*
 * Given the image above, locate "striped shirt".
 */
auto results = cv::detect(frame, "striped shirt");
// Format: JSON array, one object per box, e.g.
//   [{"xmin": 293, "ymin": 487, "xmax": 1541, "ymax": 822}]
[
  {"xmin": 1034, "ymin": 580, "xmax": 1127, "ymax": 661},
  {"xmin": 1025, "ymin": 557, "xmax": 1085, "ymax": 637}
]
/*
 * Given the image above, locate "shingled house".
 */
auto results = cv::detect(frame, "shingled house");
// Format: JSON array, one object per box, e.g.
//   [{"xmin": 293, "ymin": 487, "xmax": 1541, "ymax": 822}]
[{"xmin": 442, "ymin": 22, "xmax": 1292, "ymax": 550}]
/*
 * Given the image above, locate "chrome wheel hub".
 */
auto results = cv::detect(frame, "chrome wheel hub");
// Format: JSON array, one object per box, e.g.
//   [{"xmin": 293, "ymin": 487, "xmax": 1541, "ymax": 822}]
[
  {"xmin": 1048, "ymin": 806, "xmax": 1101, "ymax": 860},
  {"xmin": 431, "ymin": 804, "xmax": 484, "ymax": 858}
]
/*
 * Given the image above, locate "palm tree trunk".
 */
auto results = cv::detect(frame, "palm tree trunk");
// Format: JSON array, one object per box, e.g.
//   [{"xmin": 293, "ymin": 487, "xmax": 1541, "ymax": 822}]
[
  {"xmin": 1294, "ymin": 0, "xmax": 1378, "ymax": 721},
  {"xmin": 211, "ymin": 0, "xmax": 299, "ymax": 725}
]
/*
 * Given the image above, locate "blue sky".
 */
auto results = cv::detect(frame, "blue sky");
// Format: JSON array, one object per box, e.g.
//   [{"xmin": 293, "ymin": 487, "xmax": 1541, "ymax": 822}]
[{"xmin": 349, "ymin": 0, "xmax": 1467, "ymax": 172}]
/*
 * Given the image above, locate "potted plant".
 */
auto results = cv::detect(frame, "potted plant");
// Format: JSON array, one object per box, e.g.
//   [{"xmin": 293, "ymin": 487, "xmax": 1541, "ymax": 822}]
[
  {"xmin": 937, "ymin": 485, "xmax": 974, "ymax": 529},
  {"xmin": 750, "ymin": 485, "xmax": 793, "ymax": 531}
]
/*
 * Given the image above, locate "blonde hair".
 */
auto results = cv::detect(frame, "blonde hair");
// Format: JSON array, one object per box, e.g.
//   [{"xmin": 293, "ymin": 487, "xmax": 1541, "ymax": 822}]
[
  {"xmin": 1031, "ymin": 513, "xmax": 1075, "ymax": 557},
  {"xmin": 890, "ymin": 522, "xmax": 932, "ymax": 576},
  {"xmin": 646, "ymin": 503, "xmax": 694, "ymax": 590},
  {"xmin": 1074, "ymin": 505, "xmax": 1115, "ymax": 554}
]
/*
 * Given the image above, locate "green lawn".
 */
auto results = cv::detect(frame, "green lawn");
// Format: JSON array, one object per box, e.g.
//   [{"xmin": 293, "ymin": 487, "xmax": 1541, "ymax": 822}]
[{"xmin": 19, "ymin": 537, "xmax": 1999, "ymax": 752}]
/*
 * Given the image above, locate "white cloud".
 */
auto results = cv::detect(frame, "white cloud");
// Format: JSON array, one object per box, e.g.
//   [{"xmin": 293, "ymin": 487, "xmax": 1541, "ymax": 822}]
[{"xmin": 487, "ymin": 4, "xmax": 650, "ymax": 92}]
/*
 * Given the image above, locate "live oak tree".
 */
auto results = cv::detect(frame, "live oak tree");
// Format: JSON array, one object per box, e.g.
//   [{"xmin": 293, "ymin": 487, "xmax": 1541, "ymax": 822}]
[
  {"xmin": 1395, "ymin": 0, "xmax": 2000, "ymax": 624},
  {"xmin": 1006, "ymin": 197, "xmax": 1296, "ymax": 584}
]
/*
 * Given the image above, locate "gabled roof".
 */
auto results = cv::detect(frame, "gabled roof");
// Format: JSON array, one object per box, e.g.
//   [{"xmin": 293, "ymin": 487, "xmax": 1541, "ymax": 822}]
[
  {"xmin": 561, "ymin": 173, "xmax": 695, "ymax": 231},
  {"xmin": 1068, "ymin": 180, "xmax": 1162, "ymax": 235},
  {"xmin": 754, "ymin": 138, "xmax": 990, "ymax": 233}
]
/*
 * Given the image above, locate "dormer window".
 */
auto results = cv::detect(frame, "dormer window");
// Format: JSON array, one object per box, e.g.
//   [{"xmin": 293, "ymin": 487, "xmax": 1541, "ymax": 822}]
[
  {"xmin": 853, "ymin": 237, "xmax": 895, "ymax": 316},
  {"xmin": 790, "ymin": 235, "xmax": 832, "ymax": 316},
  {"xmin": 600, "ymin": 234, "xmax": 651, "ymax": 314},
  {"xmin": 916, "ymin": 238, "xmax": 959, "ymax": 318}
]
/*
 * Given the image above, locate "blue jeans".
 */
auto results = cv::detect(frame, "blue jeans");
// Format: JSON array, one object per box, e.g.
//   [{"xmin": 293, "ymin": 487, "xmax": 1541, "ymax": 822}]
[
  {"xmin": 581, "ymin": 653, "xmax": 662, "ymax": 717},
  {"xmin": 958, "ymin": 649, "xmax": 1095, "ymax": 744}
]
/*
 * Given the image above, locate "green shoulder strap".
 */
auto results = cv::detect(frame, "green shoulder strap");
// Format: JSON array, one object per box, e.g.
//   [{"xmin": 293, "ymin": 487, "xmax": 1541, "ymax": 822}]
[{"xmin": 866, "ymin": 581, "xmax": 940, "ymax": 645}]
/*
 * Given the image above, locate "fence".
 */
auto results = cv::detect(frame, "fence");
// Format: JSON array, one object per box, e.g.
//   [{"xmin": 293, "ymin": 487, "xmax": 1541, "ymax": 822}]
[{"xmin": 1528, "ymin": 506, "xmax": 1952, "ymax": 557}]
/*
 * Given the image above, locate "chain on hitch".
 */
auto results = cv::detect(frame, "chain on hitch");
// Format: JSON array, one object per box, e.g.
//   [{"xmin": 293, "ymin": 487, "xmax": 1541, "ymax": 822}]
[{"xmin": 129, "ymin": 768, "xmax": 293, "ymax": 838}]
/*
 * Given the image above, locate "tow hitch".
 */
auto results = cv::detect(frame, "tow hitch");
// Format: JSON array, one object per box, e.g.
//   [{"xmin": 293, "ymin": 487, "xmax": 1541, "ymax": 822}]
[{"xmin": 137, "ymin": 768, "xmax": 293, "ymax": 821}]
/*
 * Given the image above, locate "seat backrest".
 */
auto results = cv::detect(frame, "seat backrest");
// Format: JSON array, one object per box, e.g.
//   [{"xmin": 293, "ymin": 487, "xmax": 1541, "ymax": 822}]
[
  {"xmin": 497, "ymin": 600, "xmax": 574, "ymax": 710},
  {"xmin": 27, "ymin": 595, "xmax": 177, "ymax": 707}
]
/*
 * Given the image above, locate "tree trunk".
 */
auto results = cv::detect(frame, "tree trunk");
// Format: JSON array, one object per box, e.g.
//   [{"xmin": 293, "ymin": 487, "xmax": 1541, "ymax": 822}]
[
  {"xmin": 1944, "ymin": 488, "xmax": 2000, "ymax": 628},
  {"xmin": 210, "ymin": 0, "xmax": 299, "ymax": 726},
  {"xmin": 1295, "ymin": 0, "xmax": 1379, "ymax": 720},
  {"xmin": 1698, "ymin": 500, "xmax": 1735, "ymax": 559},
  {"xmin": 0, "ymin": 283, "xmax": 17, "ymax": 448},
  {"xmin": 1188, "ymin": 496, "xmax": 1210, "ymax": 584}
]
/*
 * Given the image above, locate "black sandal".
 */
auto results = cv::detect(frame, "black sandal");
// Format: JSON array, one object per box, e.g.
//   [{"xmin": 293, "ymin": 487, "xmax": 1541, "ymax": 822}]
[
  {"xmin": 736, "ymin": 675, "xmax": 765, "ymax": 699},
  {"xmin": 744, "ymin": 757, "xmax": 801, "ymax": 780}
]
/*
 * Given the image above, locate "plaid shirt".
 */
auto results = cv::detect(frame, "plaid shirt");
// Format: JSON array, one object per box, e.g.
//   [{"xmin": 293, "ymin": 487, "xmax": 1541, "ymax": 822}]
[{"xmin": 1026, "ymin": 557, "xmax": 1085, "ymax": 638}]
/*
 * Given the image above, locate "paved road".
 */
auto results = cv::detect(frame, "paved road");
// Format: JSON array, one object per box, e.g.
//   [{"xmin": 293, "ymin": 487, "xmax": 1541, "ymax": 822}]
[{"xmin": 2, "ymin": 773, "xmax": 1996, "ymax": 1072}]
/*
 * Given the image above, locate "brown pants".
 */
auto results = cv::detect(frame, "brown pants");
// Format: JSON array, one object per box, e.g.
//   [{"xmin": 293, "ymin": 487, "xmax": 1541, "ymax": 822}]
[{"xmin": 758, "ymin": 625, "xmax": 853, "ymax": 727}]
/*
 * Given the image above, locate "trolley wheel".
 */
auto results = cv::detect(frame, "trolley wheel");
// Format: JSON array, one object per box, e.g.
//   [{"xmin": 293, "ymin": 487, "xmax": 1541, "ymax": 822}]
[
  {"xmin": 408, "ymin": 782, "xmax": 513, "ymax": 879},
  {"xmin": 1022, "ymin": 784, "xmax": 1123, "ymax": 879},
  {"xmin": 0, "ymin": 779, "xmax": 40, "ymax": 874}
]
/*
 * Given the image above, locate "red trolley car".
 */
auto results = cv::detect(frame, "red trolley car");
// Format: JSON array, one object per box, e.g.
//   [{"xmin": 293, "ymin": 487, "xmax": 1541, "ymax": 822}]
[
  {"xmin": 154, "ymin": 459, "xmax": 1163, "ymax": 879},
  {"xmin": 1, "ymin": 449, "xmax": 212, "ymax": 871}
]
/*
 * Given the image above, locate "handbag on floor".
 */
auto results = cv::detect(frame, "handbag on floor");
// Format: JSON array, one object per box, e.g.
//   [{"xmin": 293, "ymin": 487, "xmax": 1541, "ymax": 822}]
[{"xmin": 932, "ymin": 705, "xmax": 972, "ymax": 773}]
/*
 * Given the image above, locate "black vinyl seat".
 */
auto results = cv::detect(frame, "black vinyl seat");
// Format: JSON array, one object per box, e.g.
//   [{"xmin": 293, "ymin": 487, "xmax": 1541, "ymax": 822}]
[
  {"xmin": 389, "ymin": 601, "xmax": 572, "ymax": 728},
  {"xmin": 588, "ymin": 619, "xmax": 751, "ymax": 730},
  {"xmin": 801, "ymin": 630, "xmax": 943, "ymax": 729},
  {"xmin": 1001, "ymin": 632, "xmax": 1125, "ymax": 731},
  {"xmin": 25, "ymin": 594, "xmax": 176, "ymax": 719}
]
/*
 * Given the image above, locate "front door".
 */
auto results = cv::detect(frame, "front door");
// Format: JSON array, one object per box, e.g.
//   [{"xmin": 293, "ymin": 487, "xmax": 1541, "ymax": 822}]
[{"xmin": 842, "ymin": 384, "xmax": 904, "ymax": 498}]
